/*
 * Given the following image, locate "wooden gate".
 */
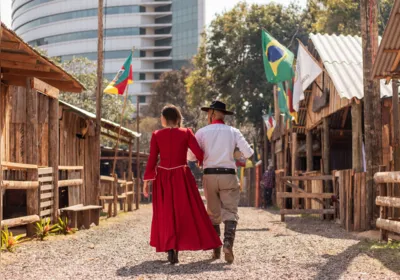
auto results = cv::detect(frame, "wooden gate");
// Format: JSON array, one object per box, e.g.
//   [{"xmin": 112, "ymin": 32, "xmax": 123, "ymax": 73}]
[
  {"xmin": 277, "ymin": 175, "xmax": 336, "ymax": 222},
  {"xmin": 374, "ymin": 170, "xmax": 400, "ymax": 241}
]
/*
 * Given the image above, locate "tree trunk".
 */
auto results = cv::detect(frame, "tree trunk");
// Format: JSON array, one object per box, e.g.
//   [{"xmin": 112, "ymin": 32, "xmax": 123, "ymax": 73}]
[
  {"xmin": 352, "ymin": 102, "xmax": 363, "ymax": 172},
  {"xmin": 360, "ymin": 0, "xmax": 382, "ymax": 229}
]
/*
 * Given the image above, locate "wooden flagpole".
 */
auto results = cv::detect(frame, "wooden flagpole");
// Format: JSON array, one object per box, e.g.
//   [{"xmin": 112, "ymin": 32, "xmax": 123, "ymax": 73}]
[
  {"xmin": 111, "ymin": 48, "xmax": 135, "ymax": 176},
  {"xmin": 0, "ymin": 15, "xmax": 3, "ymax": 227}
]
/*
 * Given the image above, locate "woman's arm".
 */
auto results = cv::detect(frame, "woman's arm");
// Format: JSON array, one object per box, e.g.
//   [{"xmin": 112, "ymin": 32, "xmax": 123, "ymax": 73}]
[
  {"xmin": 143, "ymin": 132, "xmax": 159, "ymax": 181},
  {"xmin": 187, "ymin": 129, "xmax": 204, "ymax": 164}
]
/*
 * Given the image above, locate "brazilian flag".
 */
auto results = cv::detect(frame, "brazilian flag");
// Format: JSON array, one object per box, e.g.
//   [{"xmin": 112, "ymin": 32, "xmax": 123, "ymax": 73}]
[{"xmin": 262, "ymin": 30, "xmax": 294, "ymax": 83}]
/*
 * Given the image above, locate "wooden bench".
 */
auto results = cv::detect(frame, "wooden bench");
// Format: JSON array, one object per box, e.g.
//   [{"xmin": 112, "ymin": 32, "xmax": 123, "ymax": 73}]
[{"xmin": 59, "ymin": 204, "xmax": 102, "ymax": 230}]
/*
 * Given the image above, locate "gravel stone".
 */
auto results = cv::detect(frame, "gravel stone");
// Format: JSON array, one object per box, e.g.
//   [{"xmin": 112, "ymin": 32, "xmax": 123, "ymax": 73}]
[{"xmin": 0, "ymin": 206, "xmax": 398, "ymax": 280}]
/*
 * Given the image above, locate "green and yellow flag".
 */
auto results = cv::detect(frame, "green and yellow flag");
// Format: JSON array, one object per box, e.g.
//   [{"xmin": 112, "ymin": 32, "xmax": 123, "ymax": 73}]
[
  {"xmin": 262, "ymin": 30, "xmax": 294, "ymax": 83},
  {"xmin": 104, "ymin": 52, "xmax": 133, "ymax": 95}
]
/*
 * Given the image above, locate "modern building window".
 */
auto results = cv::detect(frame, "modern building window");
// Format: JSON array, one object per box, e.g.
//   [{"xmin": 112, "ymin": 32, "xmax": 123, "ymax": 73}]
[
  {"xmin": 129, "ymin": 95, "xmax": 147, "ymax": 104},
  {"xmin": 155, "ymin": 5, "xmax": 171, "ymax": 12},
  {"xmin": 139, "ymin": 73, "xmax": 146, "ymax": 80},
  {"xmin": 13, "ymin": 0, "xmax": 56, "ymax": 19},
  {"xmin": 29, "ymin": 27, "xmax": 143, "ymax": 47},
  {"xmin": 155, "ymin": 15, "xmax": 172, "ymax": 24},
  {"xmin": 155, "ymin": 27, "xmax": 171, "ymax": 35},
  {"xmin": 15, "ymin": 5, "xmax": 143, "ymax": 33},
  {"xmin": 105, "ymin": 72, "xmax": 140, "ymax": 81},
  {"xmin": 155, "ymin": 38, "xmax": 172, "ymax": 47},
  {"xmin": 155, "ymin": 61, "xmax": 173, "ymax": 69},
  {"xmin": 59, "ymin": 50, "xmax": 141, "ymax": 62},
  {"xmin": 154, "ymin": 50, "xmax": 171, "ymax": 57}
]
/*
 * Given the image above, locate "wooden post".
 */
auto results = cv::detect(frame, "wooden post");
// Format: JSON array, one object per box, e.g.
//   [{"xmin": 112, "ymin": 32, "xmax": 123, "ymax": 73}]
[
  {"xmin": 360, "ymin": 0, "xmax": 382, "ymax": 228},
  {"xmin": 392, "ymin": 80, "xmax": 400, "ymax": 217},
  {"xmin": 136, "ymin": 97, "xmax": 140, "ymax": 210},
  {"xmin": 263, "ymin": 121, "xmax": 268, "ymax": 171},
  {"xmin": 378, "ymin": 166, "xmax": 389, "ymax": 241},
  {"xmin": 0, "ymin": 23, "xmax": 3, "ymax": 226},
  {"xmin": 292, "ymin": 132, "xmax": 298, "ymax": 209},
  {"xmin": 113, "ymin": 174, "xmax": 118, "ymax": 217},
  {"xmin": 352, "ymin": 102, "xmax": 363, "ymax": 172},
  {"xmin": 26, "ymin": 78, "xmax": 39, "ymax": 236},
  {"xmin": 322, "ymin": 118, "xmax": 331, "ymax": 190},
  {"xmin": 306, "ymin": 130, "xmax": 313, "ymax": 172},
  {"xmin": 127, "ymin": 141, "xmax": 133, "ymax": 211},
  {"xmin": 49, "ymin": 97, "xmax": 59, "ymax": 221},
  {"xmin": 94, "ymin": 0, "xmax": 104, "ymax": 205}
]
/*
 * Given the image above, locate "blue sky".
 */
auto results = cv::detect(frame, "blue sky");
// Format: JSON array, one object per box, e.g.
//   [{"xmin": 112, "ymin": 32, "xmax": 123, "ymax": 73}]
[{"xmin": 1, "ymin": 0, "xmax": 306, "ymax": 28}]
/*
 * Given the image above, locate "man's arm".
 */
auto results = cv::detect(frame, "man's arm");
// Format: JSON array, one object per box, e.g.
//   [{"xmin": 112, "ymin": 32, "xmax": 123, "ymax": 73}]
[
  {"xmin": 187, "ymin": 130, "xmax": 203, "ymax": 161},
  {"xmin": 235, "ymin": 129, "xmax": 254, "ymax": 159}
]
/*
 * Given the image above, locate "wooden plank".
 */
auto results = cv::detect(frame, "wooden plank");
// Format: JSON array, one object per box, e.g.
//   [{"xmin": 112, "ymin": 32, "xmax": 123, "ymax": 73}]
[
  {"xmin": 285, "ymin": 181, "xmax": 324, "ymax": 205},
  {"xmin": 38, "ymin": 167, "xmax": 53, "ymax": 175},
  {"xmin": 113, "ymin": 175, "xmax": 118, "ymax": 217},
  {"xmin": 1, "ymin": 161, "xmax": 38, "ymax": 169},
  {"xmin": 360, "ymin": 172, "xmax": 367, "ymax": 230},
  {"xmin": 3, "ymin": 180, "xmax": 39, "ymax": 189},
  {"xmin": 40, "ymin": 200, "xmax": 53, "ymax": 208},
  {"xmin": 48, "ymin": 96, "xmax": 59, "ymax": 221},
  {"xmin": 58, "ymin": 165, "xmax": 84, "ymax": 171},
  {"xmin": 306, "ymin": 130, "xmax": 313, "ymax": 171},
  {"xmin": 2, "ymin": 70, "xmax": 65, "ymax": 80},
  {"xmin": 282, "ymin": 175, "xmax": 334, "ymax": 181},
  {"xmin": 41, "ymin": 192, "xmax": 54, "ymax": 200},
  {"xmin": 31, "ymin": 78, "xmax": 59, "ymax": 99},
  {"xmin": 58, "ymin": 179, "xmax": 83, "ymax": 187},
  {"xmin": 39, "ymin": 176, "xmax": 53, "ymax": 183},
  {"xmin": 280, "ymin": 209, "xmax": 335, "ymax": 215},
  {"xmin": 376, "ymin": 196, "xmax": 400, "ymax": 208},
  {"xmin": 1, "ymin": 60, "xmax": 51, "ymax": 72},
  {"xmin": 100, "ymin": 175, "xmax": 114, "ymax": 182},
  {"xmin": 376, "ymin": 218, "xmax": 400, "ymax": 235},
  {"xmin": 0, "ymin": 53, "xmax": 37, "ymax": 64},
  {"xmin": 346, "ymin": 170, "xmax": 353, "ymax": 231},
  {"xmin": 0, "ymin": 40, "xmax": 21, "ymax": 50},
  {"xmin": 277, "ymin": 192, "xmax": 334, "ymax": 199},
  {"xmin": 374, "ymin": 171, "xmax": 400, "ymax": 183},
  {"xmin": 1, "ymin": 215, "xmax": 40, "ymax": 228},
  {"xmin": 354, "ymin": 173, "xmax": 361, "ymax": 231},
  {"xmin": 40, "ymin": 209, "xmax": 52, "ymax": 217},
  {"xmin": 99, "ymin": 195, "xmax": 114, "ymax": 200}
]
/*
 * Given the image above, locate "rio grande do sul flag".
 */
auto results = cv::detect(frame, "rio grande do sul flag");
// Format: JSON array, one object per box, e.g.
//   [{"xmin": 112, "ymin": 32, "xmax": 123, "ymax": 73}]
[
  {"xmin": 104, "ymin": 52, "xmax": 133, "ymax": 95},
  {"xmin": 262, "ymin": 105, "xmax": 276, "ymax": 140},
  {"xmin": 293, "ymin": 41, "xmax": 322, "ymax": 111},
  {"xmin": 262, "ymin": 30, "xmax": 294, "ymax": 84}
]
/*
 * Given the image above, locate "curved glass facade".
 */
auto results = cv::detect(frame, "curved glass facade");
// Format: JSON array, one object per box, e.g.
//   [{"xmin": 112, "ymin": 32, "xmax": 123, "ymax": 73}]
[
  {"xmin": 29, "ymin": 27, "xmax": 146, "ymax": 47},
  {"xmin": 15, "ymin": 5, "xmax": 144, "ymax": 33},
  {"xmin": 13, "ymin": 0, "xmax": 56, "ymax": 19},
  {"xmin": 58, "ymin": 50, "xmax": 144, "ymax": 62}
]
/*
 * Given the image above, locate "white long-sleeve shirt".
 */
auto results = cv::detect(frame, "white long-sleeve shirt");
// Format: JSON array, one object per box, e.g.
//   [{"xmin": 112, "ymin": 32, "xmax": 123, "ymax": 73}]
[{"xmin": 187, "ymin": 123, "xmax": 254, "ymax": 169}]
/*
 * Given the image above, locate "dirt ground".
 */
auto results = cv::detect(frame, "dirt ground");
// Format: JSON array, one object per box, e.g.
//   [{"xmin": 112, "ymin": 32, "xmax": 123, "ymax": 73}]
[{"xmin": 1, "ymin": 206, "xmax": 399, "ymax": 280}]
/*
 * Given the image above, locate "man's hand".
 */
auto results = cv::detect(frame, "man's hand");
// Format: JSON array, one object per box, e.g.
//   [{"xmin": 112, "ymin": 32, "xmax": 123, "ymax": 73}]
[{"xmin": 143, "ymin": 181, "xmax": 149, "ymax": 198}]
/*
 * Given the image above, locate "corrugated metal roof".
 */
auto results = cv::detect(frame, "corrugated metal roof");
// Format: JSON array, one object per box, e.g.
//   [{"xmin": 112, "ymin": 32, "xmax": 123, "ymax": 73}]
[
  {"xmin": 371, "ymin": 0, "xmax": 400, "ymax": 80},
  {"xmin": 59, "ymin": 100, "xmax": 141, "ymax": 138},
  {"xmin": 310, "ymin": 33, "xmax": 393, "ymax": 99}
]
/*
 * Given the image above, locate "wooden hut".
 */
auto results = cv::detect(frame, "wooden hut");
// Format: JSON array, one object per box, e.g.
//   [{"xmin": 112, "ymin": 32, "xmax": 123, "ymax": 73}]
[
  {"xmin": 371, "ymin": 0, "xmax": 400, "ymax": 240},
  {"xmin": 58, "ymin": 101, "xmax": 141, "ymax": 213},
  {"xmin": 0, "ymin": 22, "xmax": 84, "ymax": 234},
  {"xmin": 271, "ymin": 33, "xmax": 396, "ymax": 231}
]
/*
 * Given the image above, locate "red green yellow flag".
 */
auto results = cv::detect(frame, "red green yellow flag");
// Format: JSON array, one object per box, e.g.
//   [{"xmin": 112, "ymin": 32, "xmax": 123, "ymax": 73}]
[{"xmin": 104, "ymin": 52, "xmax": 133, "ymax": 95}]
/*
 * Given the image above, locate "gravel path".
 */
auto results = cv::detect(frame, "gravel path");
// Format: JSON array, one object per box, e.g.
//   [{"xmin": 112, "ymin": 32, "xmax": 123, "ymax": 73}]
[{"xmin": 1, "ymin": 206, "xmax": 399, "ymax": 280}]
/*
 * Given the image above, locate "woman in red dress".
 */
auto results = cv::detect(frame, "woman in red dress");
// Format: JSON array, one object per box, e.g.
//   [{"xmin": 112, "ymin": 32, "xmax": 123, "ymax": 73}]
[{"xmin": 143, "ymin": 105, "xmax": 222, "ymax": 264}]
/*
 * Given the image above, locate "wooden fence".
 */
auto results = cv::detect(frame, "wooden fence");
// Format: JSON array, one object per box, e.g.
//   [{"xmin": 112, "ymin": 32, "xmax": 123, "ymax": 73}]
[
  {"xmin": 374, "ymin": 169, "xmax": 400, "ymax": 241},
  {"xmin": 277, "ymin": 174, "xmax": 336, "ymax": 222}
]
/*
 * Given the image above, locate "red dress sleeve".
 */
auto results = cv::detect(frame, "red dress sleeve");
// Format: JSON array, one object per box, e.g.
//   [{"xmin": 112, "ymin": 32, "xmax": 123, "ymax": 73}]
[
  {"xmin": 143, "ymin": 132, "xmax": 159, "ymax": 181},
  {"xmin": 187, "ymin": 129, "xmax": 204, "ymax": 164}
]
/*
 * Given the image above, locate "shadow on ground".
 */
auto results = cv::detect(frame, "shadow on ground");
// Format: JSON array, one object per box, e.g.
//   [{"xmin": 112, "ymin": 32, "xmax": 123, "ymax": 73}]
[
  {"xmin": 236, "ymin": 228, "xmax": 269, "ymax": 232},
  {"xmin": 116, "ymin": 259, "xmax": 230, "ymax": 277}
]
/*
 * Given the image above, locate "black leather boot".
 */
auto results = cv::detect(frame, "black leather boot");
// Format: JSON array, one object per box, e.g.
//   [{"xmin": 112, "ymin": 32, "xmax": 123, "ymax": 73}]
[
  {"xmin": 223, "ymin": 221, "xmax": 237, "ymax": 264},
  {"xmin": 212, "ymin": 224, "xmax": 222, "ymax": 259},
  {"xmin": 167, "ymin": 250, "xmax": 179, "ymax": 264}
]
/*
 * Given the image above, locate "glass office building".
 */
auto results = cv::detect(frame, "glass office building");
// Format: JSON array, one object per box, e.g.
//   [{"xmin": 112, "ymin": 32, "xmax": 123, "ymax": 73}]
[{"xmin": 12, "ymin": 0, "xmax": 205, "ymax": 105}]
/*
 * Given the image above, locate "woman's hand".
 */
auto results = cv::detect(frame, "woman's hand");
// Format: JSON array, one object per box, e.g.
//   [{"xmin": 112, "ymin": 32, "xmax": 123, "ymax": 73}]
[{"xmin": 143, "ymin": 181, "xmax": 149, "ymax": 198}]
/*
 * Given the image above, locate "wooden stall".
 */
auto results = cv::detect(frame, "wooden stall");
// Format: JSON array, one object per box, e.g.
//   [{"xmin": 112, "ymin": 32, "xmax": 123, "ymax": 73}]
[
  {"xmin": 58, "ymin": 101, "xmax": 140, "ymax": 212},
  {"xmin": 269, "ymin": 33, "xmax": 396, "ymax": 231},
  {"xmin": 0, "ymin": 22, "xmax": 84, "ymax": 234}
]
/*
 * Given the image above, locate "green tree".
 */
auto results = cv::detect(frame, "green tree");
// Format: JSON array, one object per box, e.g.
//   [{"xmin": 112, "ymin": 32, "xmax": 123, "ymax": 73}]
[
  {"xmin": 207, "ymin": 2, "xmax": 307, "ymax": 126},
  {"xmin": 305, "ymin": 0, "xmax": 395, "ymax": 35}
]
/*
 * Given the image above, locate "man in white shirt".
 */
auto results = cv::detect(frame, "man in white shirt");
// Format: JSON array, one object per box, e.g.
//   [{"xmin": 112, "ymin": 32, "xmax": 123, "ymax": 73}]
[{"xmin": 188, "ymin": 100, "xmax": 253, "ymax": 264}]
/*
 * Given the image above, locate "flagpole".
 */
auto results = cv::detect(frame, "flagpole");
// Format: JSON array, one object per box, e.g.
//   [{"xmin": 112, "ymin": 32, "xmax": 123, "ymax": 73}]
[{"xmin": 111, "ymin": 48, "xmax": 135, "ymax": 176}]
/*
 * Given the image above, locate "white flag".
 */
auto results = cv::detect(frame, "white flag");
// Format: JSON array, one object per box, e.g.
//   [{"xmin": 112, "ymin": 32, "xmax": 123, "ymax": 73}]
[{"xmin": 293, "ymin": 43, "xmax": 322, "ymax": 111}]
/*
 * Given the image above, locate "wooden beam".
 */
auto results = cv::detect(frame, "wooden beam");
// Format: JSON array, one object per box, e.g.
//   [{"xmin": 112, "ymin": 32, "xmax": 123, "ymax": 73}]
[
  {"xmin": 341, "ymin": 106, "xmax": 350, "ymax": 128},
  {"xmin": 376, "ymin": 196, "xmax": 400, "ymax": 208},
  {"xmin": 277, "ymin": 192, "xmax": 334, "ymax": 199},
  {"xmin": 1, "ymin": 215, "xmax": 40, "ymax": 228},
  {"xmin": 58, "ymin": 166, "xmax": 84, "ymax": 171},
  {"xmin": 0, "ymin": 40, "xmax": 20, "ymax": 51},
  {"xmin": 376, "ymin": 218, "xmax": 400, "ymax": 235},
  {"xmin": 101, "ymin": 131, "xmax": 131, "ymax": 144},
  {"xmin": 285, "ymin": 181, "xmax": 324, "ymax": 205},
  {"xmin": 26, "ymin": 78, "xmax": 39, "ymax": 237},
  {"xmin": 282, "ymin": 175, "xmax": 333, "ymax": 181},
  {"xmin": 58, "ymin": 179, "xmax": 83, "ymax": 187},
  {"xmin": 1, "ymin": 60, "xmax": 50, "ymax": 72},
  {"xmin": 280, "ymin": 209, "xmax": 335, "ymax": 215},
  {"xmin": 127, "ymin": 142, "xmax": 134, "ymax": 211},
  {"xmin": 374, "ymin": 171, "xmax": 400, "ymax": 183},
  {"xmin": 392, "ymin": 80, "xmax": 400, "ymax": 217},
  {"xmin": 352, "ymin": 102, "xmax": 363, "ymax": 172},
  {"xmin": 31, "ymin": 78, "xmax": 59, "ymax": 99},
  {"xmin": 3, "ymin": 180, "xmax": 39, "ymax": 189},
  {"xmin": 383, "ymin": 49, "xmax": 400, "ymax": 53},
  {"xmin": 0, "ymin": 53, "xmax": 37, "ymax": 64},
  {"xmin": 306, "ymin": 130, "xmax": 313, "ymax": 171},
  {"xmin": 1, "ymin": 161, "xmax": 38, "ymax": 170},
  {"xmin": 49, "ymin": 97, "xmax": 59, "ymax": 221}
]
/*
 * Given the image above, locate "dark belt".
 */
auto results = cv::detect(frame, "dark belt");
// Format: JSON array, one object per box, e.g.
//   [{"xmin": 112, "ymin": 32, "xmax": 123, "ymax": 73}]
[{"xmin": 204, "ymin": 168, "xmax": 236, "ymax": 175}]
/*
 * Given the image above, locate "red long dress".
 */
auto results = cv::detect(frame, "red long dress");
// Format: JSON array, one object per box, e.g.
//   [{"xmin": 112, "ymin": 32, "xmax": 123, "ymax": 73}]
[{"xmin": 144, "ymin": 128, "xmax": 222, "ymax": 252}]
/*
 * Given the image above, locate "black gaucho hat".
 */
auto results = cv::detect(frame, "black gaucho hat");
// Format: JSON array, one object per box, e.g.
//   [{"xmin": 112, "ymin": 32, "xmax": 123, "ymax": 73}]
[{"xmin": 200, "ymin": 100, "xmax": 234, "ymax": 115}]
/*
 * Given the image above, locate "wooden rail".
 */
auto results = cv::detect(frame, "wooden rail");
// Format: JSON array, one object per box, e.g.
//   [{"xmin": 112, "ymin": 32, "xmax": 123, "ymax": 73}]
[
  {"xmin": 1, "ymin": 161, "xmax": 38, "ymax": 170},
  {"xmin": 58, "ymin": 165, "xmax": 84, "ymax": 171},
  {"xmin": 374, "ymin": 170, "xmax": 400, "ymax": 241},
  {"xmin": 3, "ymin": 180, "xmax": 39, "ymax": 189},
  {"xmin": 1, "ymin": 215, "xmax": 40, "ymax": 228},
  {"xmin": 58, "ymin": 179, "xmax": 83, "ymax": 187}
]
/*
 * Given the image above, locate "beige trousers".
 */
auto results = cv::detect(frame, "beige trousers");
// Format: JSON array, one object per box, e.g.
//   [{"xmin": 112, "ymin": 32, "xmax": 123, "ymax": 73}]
[{"xmin": 203, "ymin": 174, "xmax": 240, "ymax": 225}]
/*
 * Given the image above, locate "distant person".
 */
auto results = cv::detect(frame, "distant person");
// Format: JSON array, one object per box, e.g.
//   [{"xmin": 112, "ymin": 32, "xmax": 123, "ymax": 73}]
[
  {"xmin": 261, "ymin": 165, "xmax": 275, "ymax": 208},
  {"xmin": 143, "ymin": 105, "xmax": 221, "ymax": 265}
]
